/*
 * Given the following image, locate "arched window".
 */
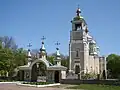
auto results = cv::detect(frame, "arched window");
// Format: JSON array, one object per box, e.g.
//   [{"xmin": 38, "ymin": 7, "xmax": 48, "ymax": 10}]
[
  {"xmin": 75, "ymin": 24, "xmax": 81, "ymax": 30},
  {"xmin": 76, "ymin": 48, "xmax": 80, "ymax": 57},
  {"xmin": 76, "ymin": 50, "xmax": 79, "ymax": 57}
]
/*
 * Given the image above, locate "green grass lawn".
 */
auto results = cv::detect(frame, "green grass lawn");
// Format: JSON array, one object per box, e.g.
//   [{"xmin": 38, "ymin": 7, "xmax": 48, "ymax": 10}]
[
  {"xmin": 66, "ymin": 84, "xmax": 120, "ymax": 90},
  {"xmin": 0, "ymin": 79, "xmax": 15, "ymax": 82}
]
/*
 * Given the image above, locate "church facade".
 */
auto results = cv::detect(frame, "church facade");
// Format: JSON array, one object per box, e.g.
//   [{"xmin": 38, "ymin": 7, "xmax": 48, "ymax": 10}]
[
  {"xmin": 69, "ymin": 8, "xmax": 106, "ymax": 78},
  {"xmin": 17, "ymin": 7, "xmax": 107, "ymax": 81}
]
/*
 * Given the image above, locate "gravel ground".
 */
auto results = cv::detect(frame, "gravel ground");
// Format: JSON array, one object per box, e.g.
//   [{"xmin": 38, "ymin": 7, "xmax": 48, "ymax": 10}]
[
  {"xmin": 0, "ymin": 84, "xmax": 63, "ymax": 90},
  {"xmin": 0, "ymin": 83, "xmax": 80, "ymax": 90}
]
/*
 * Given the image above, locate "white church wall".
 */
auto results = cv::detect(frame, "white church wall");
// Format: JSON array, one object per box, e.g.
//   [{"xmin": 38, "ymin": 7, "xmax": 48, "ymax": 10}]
[
  {"xmin": 99, "ymin": 57, "xmax": 106, "ymax": 75},
  {"xmin": 61, "ymin": 71, "xmax": 66, "ymax": 79},
  {"xmin": 88, "ymin": 56, "xmax": 95, "ymax": 73},
  {"xmin": 94, "ymin": 57, "xmax": 100, "ymax": 74},
  {"xmin": 84, "ymin": 43, "xmax": 89, "ymax": 74}
]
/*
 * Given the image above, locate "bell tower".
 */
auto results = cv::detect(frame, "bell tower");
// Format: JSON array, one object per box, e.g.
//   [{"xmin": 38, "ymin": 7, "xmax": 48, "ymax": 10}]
[{"xmin": 69, "ymin": 7, "xmax": 89, "ymax": 74}]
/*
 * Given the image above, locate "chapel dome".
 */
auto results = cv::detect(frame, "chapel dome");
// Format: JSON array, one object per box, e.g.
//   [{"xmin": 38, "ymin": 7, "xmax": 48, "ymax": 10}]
[
  {"xmin": 90, "ymin": 40, "xmax": 96, "ymax": 44},
  {"xmin": 87, "ymin": 34, "xmax": 92, "ymax": 39}
]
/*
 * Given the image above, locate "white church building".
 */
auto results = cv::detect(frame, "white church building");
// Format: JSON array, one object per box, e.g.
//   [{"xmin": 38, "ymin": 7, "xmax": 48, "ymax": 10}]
[
  {"xmin": 68, "ymin": 7, "xmax": 106, "ymax": 78},
  {"xmin": 17, "ymin": 7, "xmax": 107, "ymax": 81}
]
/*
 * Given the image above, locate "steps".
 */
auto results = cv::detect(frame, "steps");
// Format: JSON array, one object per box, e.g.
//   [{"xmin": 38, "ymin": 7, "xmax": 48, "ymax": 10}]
[{"xmin": 66, "ymin": 73, "xmax": 78, "ymax": 79}]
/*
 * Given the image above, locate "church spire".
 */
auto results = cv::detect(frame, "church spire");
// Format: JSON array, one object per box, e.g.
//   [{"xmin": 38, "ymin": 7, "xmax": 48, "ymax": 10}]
[
  {"xmin": 76, "ymin": 5, "xmax": 81, "ymax": 16},
  {"xmin": 40, "ymin": 36, "xmax": 46, "ymax": 51},
  {"xmin": 27, "ymin": 43, "xmax": 32, "ymax": 66},
  {"xmin": 55, "ymin": 41, "xmax": 61, "ymax": 59},
  {"xmin": 39, "ymin": 36, "xmax": 46, "ymax": 59},
  {"xmin": 55, "ymin": 41, "xmax": 61, "ymax": 66}
]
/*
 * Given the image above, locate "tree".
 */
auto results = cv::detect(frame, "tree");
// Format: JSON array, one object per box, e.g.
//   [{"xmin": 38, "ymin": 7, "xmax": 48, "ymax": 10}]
[
  {"xmin": 47, "ymin": 56, "xmax": 55, "ymax": 65},
  {"xmin": 0, "ymin": 46, "xmax": 15, "ymax": 77},
  {"xmin": 61, "ymin": 56, "xmax": 69, "ymax": 68},
  {"xmin": 0, "ymin": 39, "xmax": 27, "ymax": 78},
  {"xmin": 47, "ymin": 53, "xmax": 69, "ymax": 67},
  {"xmin": 107, "ymin": 54, "xmax": 120, "ymax": 78},
  {"xmin": 0, "ymin": 36, "xmax": 18, "ymax": 50},
  {"xmin": 13, "ymin": 48, "xmax": 27, "ymax": 66}
]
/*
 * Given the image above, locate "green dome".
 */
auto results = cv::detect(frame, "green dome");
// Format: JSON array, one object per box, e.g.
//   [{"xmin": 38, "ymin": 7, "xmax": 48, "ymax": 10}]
[{"xmin": 73, "ymin": 16, "xmax": 84, "ymax": 21}]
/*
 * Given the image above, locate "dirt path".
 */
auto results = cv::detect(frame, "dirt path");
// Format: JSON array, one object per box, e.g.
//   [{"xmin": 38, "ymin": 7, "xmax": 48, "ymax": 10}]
[
  {"xmin": 51, "ymin": 84, "xmax": 80, "ymax": 90},
  {"xmin": 0, "ymin": 83, "xmax": 80, "ymax": 90}
]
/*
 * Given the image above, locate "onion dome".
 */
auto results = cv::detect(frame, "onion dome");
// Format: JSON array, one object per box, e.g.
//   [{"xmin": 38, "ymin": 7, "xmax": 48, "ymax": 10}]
[
  {"xmin": 55, "ymin": 47, "xmax": 61, "ymax": 66},
  {"xmin": 87, "ymin": 34, "xmax": 92, "ymax": 41},
  {"xmin": 56, "ymin": 48, "xmax": 61, "ymax": 59},
  {"xmin": 40, "ymin": 41, "xmax": 46, "ymax": 51},
  {"xmin": 90, "ymin": 40, "xmax": 96, "ymax": 44},
  {"xmin": 27, "ymin": 43, "xmax": 32, "ymax": 62},
  {"xmin": 28, "ymin": 49, "xmax": 32, "ymax": 58},
  {"xmin": 96, "ymin": 46, "xmax": 99, "ymax": 50},
  {"xmin": 54, "ymin": 41, "xmax": 61, "ymax": 61},
  {"xmin": 27, "ymin": 49, "xmax": 32, "ymax": 66}
]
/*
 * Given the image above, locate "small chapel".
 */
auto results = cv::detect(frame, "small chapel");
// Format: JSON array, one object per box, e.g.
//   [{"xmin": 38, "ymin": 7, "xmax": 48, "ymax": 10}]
[{"xmin": 18, "ymin": 39, "xmax": 67, "ymax": 83}]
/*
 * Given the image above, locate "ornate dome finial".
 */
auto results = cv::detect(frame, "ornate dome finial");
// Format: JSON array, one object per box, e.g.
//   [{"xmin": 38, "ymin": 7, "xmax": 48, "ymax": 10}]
[
  {"xmin": 27, "ymin": 43, "xmax": 32, "ymax": 65},
  {"xmin": 55, "ymin": 41, "xmax": 60, "ymax": 57},
  {"xmin": 55, "ymin": 41, "xmax": 61, "ymax": 66},
  {"xmin": 39, "ymin": 36, "xmax": 46, "ymax": 59},
  {"xmin": 40, "ymin": 36, "xmax": 46, "ymax": 51},
  {"xmin": 55, "ymin": 41, "xmax": 60, "ymax": 50},
  {"xmin": 27, "ymin": 43, "xmax": 32, "ymax": 57},
  {"xmin": 41, "ymin": 36, "xmax": 46, "ymax": 42},
  {"xmin": 76, "ymin": 5, "xmax": 81, "ymax": 16},
  {"xmin": 27, "ymin": 43, "xmax": 32, "ymax": 49}
]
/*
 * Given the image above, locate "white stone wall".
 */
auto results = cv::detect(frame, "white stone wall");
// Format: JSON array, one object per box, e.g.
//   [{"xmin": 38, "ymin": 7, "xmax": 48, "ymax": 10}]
[
  {"xmin": 84, "ymin": 43, "xmax": 89, "ymax": 74},
  {"xmin": 99, "ymin": 57, "xmax": 106, "ymax": 75},
  {"xmin": 61, "ymin": 71, "xmax": 66, "ymax": 79},
  {"xmin": 88, "ymin": 56, "xmax": 100, "ymax": 74},
  {"xmin": 94, "ymin": 57, "xmax": 100, "ymax": 74},
  {"xmin": 88, "ymin": 56, "xmax": 94, "ymax": 73},
  {"xmin": 70, "ymin": 40, "xmax": 84, "ymax": 72}
]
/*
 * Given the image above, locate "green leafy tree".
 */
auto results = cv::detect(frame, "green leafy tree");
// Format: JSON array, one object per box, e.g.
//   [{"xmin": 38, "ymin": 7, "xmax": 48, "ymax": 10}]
[
  {"xmin": 107, "ymin": 54, "xmax": 120, "ymax": 78},
  {"xmin": 13, "ymin": 48, "xmax": 27, "ymax": 66},
  {"xmin": 0, "ymin": 37, "xmax": 27, "ymax": 78},
  {"xmin": 47, "ymin": 56, "xmax": 55, "ymax": 65},
  {"xmin": 0, "ymin": 46, "xmax": 15, "ymax": 77},
  {"xmin": 61, "ymin": 57, "xmax": 69, "ymax": 67},
  {"xmin": 0, "ymin": 36, "xmax": 18, "ymax": 50}
]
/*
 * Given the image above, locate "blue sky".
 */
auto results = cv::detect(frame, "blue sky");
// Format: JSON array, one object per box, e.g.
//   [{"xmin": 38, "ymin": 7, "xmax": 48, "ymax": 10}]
[{"xmin": 0, "ymin": 0, "xmax": 120, "ymax": 56}]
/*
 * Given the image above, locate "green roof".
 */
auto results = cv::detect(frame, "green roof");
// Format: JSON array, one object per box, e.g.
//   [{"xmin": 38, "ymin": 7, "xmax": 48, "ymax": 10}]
[{"xmin": 73, "ymin": 16, "xmax": 84, "ymax": 21}]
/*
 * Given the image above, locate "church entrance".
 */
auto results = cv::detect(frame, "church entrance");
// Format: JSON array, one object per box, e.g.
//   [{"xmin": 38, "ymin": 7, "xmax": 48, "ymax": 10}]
[
  {"xmin": 19, "ymin": 70, "xmax": 24, "ymax": 81},
  {"xmin": 75, "ymin": 65, "xmax": 80, "ymax": 74},
  {"xmin": 54, "ymin": 71, "xmax": 59, "ymax": 83},
  {"xmin": 31, "ymin": 63, "xmax": 37, "ymax": 82},
  {"xmin": 31, "ymin": 62, "xmax": 47, "ymax": 82}
]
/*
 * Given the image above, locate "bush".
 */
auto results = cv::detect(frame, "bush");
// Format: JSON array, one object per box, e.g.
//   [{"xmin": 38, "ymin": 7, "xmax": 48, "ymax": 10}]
[
  {"xmin": 82, "ymin": 73, "xmax": 97, "ymax": 80},
  {"xmin": 0, "ymin": 79, "xmax": 15, "ymax": 82}
]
